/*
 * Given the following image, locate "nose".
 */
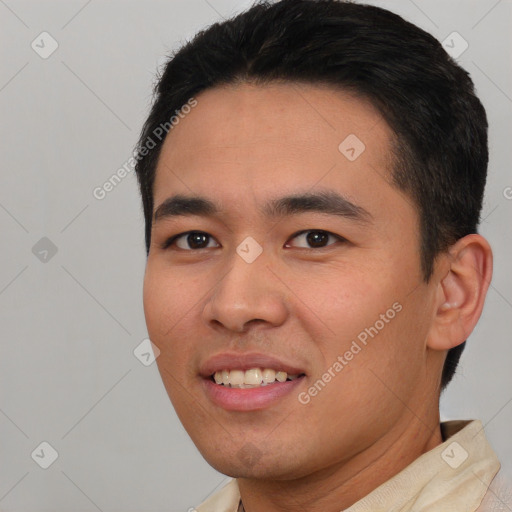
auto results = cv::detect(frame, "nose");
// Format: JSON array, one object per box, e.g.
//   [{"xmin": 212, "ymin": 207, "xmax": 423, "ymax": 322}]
[{"xmin": 202, "ymin": 246, "xmax": 288, "ymax": 333}]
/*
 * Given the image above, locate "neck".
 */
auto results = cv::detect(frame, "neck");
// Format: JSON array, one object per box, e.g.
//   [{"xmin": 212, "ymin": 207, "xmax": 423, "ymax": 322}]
[{"xmin": 237, "ymin": 410, "xmax": 443, "ymax": 512}]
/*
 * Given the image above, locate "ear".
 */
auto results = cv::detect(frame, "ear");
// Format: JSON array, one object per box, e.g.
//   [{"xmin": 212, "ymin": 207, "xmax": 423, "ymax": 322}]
[{"xmin": 427, "ymin": 234, "xmax": 493, "ymax": 351}]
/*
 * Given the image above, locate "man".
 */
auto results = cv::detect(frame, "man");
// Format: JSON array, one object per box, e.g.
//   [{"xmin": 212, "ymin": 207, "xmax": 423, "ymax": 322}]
[{"xmin": 134, "ymin": 0, "xmax": 502, "ymax": 510}]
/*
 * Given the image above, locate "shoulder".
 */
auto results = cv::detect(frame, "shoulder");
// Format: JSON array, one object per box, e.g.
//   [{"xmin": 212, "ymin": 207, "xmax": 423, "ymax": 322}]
[{"xmin": 476, "ymin": 473, "xmax": 512, "ymax": 512}]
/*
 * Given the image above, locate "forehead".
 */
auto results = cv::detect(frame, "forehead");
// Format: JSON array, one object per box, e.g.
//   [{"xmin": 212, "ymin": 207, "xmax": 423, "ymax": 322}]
[
  {"xmin": 152, "ymin": 81, "xmax": 402, "ymax": 222},
  {"xmin": 158, "ymin": 81, "xmax": 389, "ymax": 157}
]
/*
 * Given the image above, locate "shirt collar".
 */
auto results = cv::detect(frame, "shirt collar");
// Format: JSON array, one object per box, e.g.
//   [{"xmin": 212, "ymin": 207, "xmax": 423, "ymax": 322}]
[{"xmin": 196, "ymin": 419, "xmax": 500, "ymax": 512}]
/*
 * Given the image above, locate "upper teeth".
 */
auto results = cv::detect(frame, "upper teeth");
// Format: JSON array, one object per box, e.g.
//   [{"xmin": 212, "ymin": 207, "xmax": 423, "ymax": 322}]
[{"xmin": 213, "ymin": 368, "xmax": 301, "ymax": 388}]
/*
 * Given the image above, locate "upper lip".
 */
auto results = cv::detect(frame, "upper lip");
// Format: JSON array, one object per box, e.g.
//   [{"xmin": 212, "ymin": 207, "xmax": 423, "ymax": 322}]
[{"xmin": 199, "ymin": 352, "xmax": 307, "ymax": 378}]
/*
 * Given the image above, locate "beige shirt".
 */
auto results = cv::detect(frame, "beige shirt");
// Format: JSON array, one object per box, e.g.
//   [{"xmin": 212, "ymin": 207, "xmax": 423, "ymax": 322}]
[{"xmin": 196, "ymin": 419, "xmax": 502, "ymax": 512}]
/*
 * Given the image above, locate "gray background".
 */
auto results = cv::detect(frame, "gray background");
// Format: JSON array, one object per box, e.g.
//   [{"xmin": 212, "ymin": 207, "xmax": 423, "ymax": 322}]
[{"xmin": 0, "ymin": 0, "xmax": 511, "ymax": 510}]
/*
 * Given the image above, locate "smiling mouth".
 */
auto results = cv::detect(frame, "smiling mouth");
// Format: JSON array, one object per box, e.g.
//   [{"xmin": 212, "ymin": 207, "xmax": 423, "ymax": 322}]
[{"xmin": 210, "ymin": 368, "xmax": 306, "ymax": 388}]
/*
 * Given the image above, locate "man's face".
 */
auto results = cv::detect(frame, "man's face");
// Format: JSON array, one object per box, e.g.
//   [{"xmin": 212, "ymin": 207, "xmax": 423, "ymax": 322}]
[{"xmin": 143, "ymin": 82, "xmax": 442, "ymax": 480}]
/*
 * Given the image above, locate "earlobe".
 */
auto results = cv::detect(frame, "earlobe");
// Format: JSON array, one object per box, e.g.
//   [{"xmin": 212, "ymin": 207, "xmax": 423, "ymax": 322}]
[{"xmin": 427, "ymin": 234, "xmax": 493, "ymax": 351}]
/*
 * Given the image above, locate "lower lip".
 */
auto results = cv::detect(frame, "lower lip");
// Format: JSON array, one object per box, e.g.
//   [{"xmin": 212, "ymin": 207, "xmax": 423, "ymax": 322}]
[{"xmin": 202, "ymin": 376, "xmax": 305, "ymax": 411}]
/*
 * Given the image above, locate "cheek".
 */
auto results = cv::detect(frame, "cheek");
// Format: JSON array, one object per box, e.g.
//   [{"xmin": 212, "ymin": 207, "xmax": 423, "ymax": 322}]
[
  {"xmin": 143, "ymin": 266, "xmax": 201, "ymax": 410},
  {"xmin": 143, "ymin": 267, "xmax": 171, "ymax": 339},
  {"xmin": 143, "ymin": 263, "xmax": 195, "ymax": 361},
  {"xmin": 301, "ymin": 259, "xmax": 427, "ymax": 378},
  {"xmin": 292, "ymin": 262, "xmax": 395, "ymax": 344}
]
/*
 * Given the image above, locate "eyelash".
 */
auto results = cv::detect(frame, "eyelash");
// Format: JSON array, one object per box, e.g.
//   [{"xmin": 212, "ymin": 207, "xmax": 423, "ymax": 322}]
[{"xmin": 161, "ymin": 229, "xmax": 346, "ymax": 251}]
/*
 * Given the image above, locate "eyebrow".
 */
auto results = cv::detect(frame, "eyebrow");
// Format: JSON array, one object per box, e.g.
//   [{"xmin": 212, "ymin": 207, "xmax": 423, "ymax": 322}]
[{"xmin": 153, "ymin": 190, "xmax": 373, "ymax": 224}]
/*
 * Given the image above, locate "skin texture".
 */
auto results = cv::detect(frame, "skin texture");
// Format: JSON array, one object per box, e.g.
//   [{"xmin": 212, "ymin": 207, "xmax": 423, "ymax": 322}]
[{"xmin": 143, "ymin": 82, "xmax": 492, "ymax": 511}]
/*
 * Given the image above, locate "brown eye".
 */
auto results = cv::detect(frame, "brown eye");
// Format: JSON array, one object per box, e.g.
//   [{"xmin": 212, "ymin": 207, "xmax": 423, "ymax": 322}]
[
  {"xmin": 164, "ymin": 231, "xmax": 220, "ymax": 250},
  {"xmin": 286, "ymin": 230, "xmax": 344, "ymax": 249}
]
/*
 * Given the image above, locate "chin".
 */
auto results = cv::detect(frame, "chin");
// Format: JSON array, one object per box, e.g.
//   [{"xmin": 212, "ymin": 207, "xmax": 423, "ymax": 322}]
[{"xmin": 197, "ymin": 444, "xmax": 311, "ymax": 481}]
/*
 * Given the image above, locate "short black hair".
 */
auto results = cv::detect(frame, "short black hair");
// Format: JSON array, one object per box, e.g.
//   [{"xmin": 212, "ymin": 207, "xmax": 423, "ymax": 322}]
[{"xmin": 134, "ymin": 0, "xmax": 489, "ymax": 392}]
